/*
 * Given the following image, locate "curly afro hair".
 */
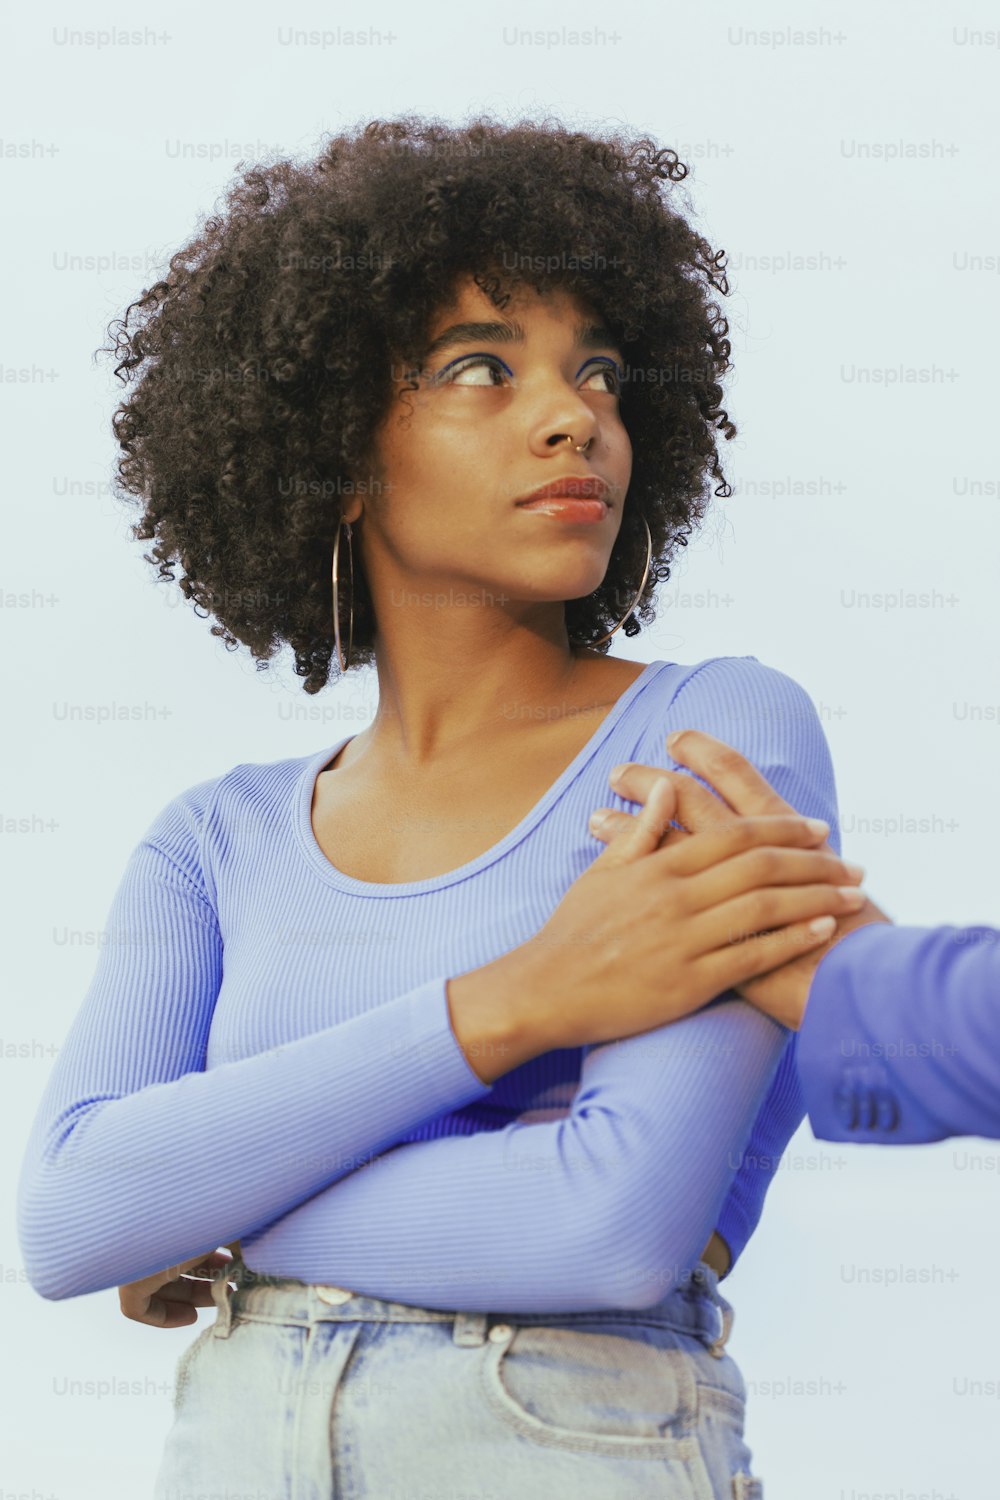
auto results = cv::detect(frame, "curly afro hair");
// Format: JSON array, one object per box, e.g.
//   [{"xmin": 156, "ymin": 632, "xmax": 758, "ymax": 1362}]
[{"xmin": 100, "ymin": 113, "xmax": 737, "ymax": 694}]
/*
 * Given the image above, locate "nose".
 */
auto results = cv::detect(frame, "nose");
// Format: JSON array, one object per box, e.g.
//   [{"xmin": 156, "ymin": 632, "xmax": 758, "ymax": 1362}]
[{"xmin": 530, "ymin": 401, "xmax": 599, "ymax": 457}]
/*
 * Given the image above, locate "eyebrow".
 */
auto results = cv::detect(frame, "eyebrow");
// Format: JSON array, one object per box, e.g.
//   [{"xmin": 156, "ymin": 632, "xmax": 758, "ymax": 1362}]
[{"xmin": 420, "ymin": 317, "xmax": 622, "ymax": 365}]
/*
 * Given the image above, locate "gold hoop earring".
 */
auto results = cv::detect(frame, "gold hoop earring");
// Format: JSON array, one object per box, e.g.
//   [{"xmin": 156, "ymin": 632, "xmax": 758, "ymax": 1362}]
[
  {"xmin": 331, "ymin": 516, "xmax": 354, "ymax": 673},
  {"xmin": 567, "ymin": 512, "xmax": 653, "ymax": 648}
]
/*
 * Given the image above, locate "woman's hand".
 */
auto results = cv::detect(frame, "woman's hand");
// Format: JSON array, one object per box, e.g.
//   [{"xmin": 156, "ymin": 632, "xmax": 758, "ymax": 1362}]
[
  {"xmin": 118, "ymin": 1242, "xmax": 240, "ymax": 1328},
  {"xmin": 589, "ymin": 731, "xmax": 892, "ymax": 1029},
  {"xmin": 511, "ymin": 765, "xmax": 872, "ymax": 1054}
]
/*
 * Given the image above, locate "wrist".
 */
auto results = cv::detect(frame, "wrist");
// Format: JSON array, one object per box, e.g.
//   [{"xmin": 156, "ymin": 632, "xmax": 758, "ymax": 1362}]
[
  {"xmin": 446, "ymin": 948, "xmax": 552, "ymax": 1084},
  {"xmin": 735, "ymin": 967, "xmax": 814, "ymax": 1031}
]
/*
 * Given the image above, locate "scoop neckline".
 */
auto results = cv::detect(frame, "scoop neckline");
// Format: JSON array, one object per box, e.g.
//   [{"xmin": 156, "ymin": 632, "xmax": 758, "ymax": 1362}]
[{"xmin": 293, "ymin": 658, "xmax": 671, "ymax": 898}]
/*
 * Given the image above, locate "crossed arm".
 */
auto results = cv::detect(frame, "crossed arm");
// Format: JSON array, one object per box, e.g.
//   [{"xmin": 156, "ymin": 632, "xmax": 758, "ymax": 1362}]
[{"xmin": 116, "ymin": 659, "xmax": 858, "ymax": 1322}]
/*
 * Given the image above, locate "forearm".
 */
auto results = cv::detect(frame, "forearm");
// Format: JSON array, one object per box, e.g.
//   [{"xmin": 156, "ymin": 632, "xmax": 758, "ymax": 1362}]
[
  {"xmin": 446, "ymin": 946, "xmax": 557, "ymax": 1083},
  {"xmin": 241, "ymin": 997, "xmax": 787, "ymax": 1313},
  {"xmin": 798, "ymin": 923, "xmax": 1000, "ymax": 1141},
  {"xmin": 18, "ymin": 967, "xmax": 499, "ymax": 1301}
]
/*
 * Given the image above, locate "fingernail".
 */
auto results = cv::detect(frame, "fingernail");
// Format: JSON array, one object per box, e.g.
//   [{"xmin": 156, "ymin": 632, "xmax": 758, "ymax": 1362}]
[
  {"xmin": 838, "ymin": 886, "xmax": 866, "ymax": 905},
  {"xmin": 808, "ymin": 915, "xmax": 837, "ymax": 936},
  {"xmin": 666, "ymin": 732, "xmax": 682, "ymax": 749},
  {"xmin": 805, "ymin": 818, "xmax": 830, "ymax": 836},
  {"xmin": 609, "ymin": 764, "xmax": 627, "ymax": 784},
  {"xmin": 843, "ymin": 862, "xmax": 866, "ymax": 881},
  {"xmin": 589, "ymin": 809, "xmax": 610, "ymax": 831}
]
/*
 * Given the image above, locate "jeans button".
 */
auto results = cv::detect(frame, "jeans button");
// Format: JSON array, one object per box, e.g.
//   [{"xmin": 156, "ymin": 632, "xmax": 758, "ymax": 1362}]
[
  {"xmin": 316, "ymin": 1285, "xmax": 353, "ymax": 1305},
  {"xmin": 488, "ymin": 1323, "xmax": 512, "ymax": 1342}
]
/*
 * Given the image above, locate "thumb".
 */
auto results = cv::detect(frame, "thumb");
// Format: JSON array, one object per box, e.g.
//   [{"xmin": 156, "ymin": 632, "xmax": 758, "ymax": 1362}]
[{"xmin": 591, "ymin": 774, "xmax": 678, "ymax": 866}]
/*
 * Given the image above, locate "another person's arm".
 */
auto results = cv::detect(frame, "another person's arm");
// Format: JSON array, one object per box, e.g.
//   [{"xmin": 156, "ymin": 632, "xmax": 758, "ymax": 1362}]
[
  {"xmin": 797, "ymin": 923, "xmax": 1000, "ymax": 1141},
  {"xmin": 603, "ymin": 728, "xmax": 1000, "ymax": 1141}
]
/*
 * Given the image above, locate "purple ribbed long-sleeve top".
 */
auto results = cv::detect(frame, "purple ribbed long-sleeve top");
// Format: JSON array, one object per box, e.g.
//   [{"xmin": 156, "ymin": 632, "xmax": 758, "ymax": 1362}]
[{"xmin": 17, "ymin": 655, "xmax": 840, "ymax": 1311}]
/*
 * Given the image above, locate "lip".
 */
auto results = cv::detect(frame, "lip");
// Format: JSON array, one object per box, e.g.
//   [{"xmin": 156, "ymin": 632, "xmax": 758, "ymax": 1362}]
[
  {"xmin": 517, "ymin": 498, "xmax": 608, "ymax": 523},
  {"xmin": 515, "ymin": 475, "xmax": 611, "ymax": 507}
]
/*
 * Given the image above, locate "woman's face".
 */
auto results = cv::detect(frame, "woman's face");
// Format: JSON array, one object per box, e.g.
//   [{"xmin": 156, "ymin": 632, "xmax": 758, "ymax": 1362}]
[{"xmin": 351, "ymin": 273, "xmax": 633, "ymax": 639}]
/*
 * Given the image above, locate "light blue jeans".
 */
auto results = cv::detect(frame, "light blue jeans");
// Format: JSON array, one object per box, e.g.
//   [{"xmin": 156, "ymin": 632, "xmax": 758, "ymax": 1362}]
[{"xmin": 154, "ymin": 1256, "xmax": 764, "ymax": 1500}]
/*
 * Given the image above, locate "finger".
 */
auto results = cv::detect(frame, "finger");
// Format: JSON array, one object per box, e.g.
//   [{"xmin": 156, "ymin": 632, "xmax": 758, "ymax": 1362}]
[
  {"xmin": 591, "ymin": 816, "xmax": 863, "ymax": 891},
  {"xmin": 692, "ymin": 913, "xmax": 844, "ymax": 997},
  {"xmin": 651, "ymin": 813, "xmax": 843, "ymax": 878},
  {"xmin": 120, "ymin": 1270, "xmax": 224, "ymax": 1326},
  {"xmin": 669, "ymin": 846, "xmax": 867, "ymax": 916},
  {"xmin": 801, "ymin": 895, "xmax": 892, "ymax": 950},
  {"xmin": 156, "ymin": 1277, "xmax": 222, "ymax": 1307},
  {"xmin": 118, "ymin": 1247, "xmax": 233, "ymax": 1310},
  {"xmin": 610, "ymin": 763, "xmax": 736, "ymax": 833},
  {"xmin": 686, "ymin": 882, "xmax": 868, "ymax": 959},
  {"xmin": 589, "ymin": 805, "xmax": 692, "ymax": 853},
  {"xmin": 589, "ymin": 774, "xmax": 681, "ymax": 866},
  {"xmin": 611, "ymin": 761, "xmax": 821, "ymax": 845},
  {"xmin": 126, "ymin": 1294, "xmax": 202, "ymax": 1329},
  {"xmin": 663, "ymin": 730, "xmax": 796, "ymax": 818}
]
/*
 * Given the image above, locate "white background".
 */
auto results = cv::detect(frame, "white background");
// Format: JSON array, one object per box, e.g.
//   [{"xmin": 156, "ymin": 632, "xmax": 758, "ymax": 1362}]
[{"xmin": 3, "ymin": 2, "xmax": 998, "ymax": 1496}]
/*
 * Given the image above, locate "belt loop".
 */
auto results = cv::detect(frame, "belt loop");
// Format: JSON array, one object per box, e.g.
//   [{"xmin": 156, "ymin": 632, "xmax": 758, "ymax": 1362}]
[
  {"xmin": 707, "ymin": 1287, "xmax": 735, "ymax": 1359},
  {"xmin": 452, "ymin": 1311, "xmax": 489, "ymax": 1347},
  {"xmin": 692, "ymin": 1260, "xmax": 735, "ymax": 1358},
  {"xmin": 210, "ymin": 1257, "xmax": 239, "ymax": 1339}
]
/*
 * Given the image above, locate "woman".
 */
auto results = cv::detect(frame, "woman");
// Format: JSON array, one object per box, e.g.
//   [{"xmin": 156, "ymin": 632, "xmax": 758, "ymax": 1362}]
[{"xmin": 17, "ymin": 115, "xmax": 868, "ymax": 1497}]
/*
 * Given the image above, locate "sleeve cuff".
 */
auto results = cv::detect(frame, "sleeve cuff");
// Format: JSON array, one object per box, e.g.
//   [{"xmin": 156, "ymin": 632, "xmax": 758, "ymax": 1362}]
[{"xmin": 405, "ymin": 976, "xmax": 497, "ymax": 1103}]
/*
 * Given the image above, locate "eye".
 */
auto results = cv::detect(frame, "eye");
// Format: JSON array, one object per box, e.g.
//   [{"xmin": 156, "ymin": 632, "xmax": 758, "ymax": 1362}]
[
  {"xmin": 429, "ymin": 353, "xmax": 624, "ymax": 392},
  {"xmin": 580, "ymin": 358, "xmax": 623, "ymax": 395},
  {"xmin": 431, "ymin": 354, "xmax": 511, "ymax": 387}
]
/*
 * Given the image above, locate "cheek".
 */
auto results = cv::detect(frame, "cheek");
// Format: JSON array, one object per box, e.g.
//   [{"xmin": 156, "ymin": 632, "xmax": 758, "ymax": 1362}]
[
  {"xmin": 607, "ymin": 418, "xmax": 633, "ymax": 481},
  {"xmin": 375, "ymin": 404, "xmax": 451, "ymax": 497},
  {"xmin": 374, "ymin": 419, "xmax": 502, "ymax": 550}
]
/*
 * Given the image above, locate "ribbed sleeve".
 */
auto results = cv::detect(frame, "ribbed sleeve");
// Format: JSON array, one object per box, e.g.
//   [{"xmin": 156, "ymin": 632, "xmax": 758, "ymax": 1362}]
[
  {"xmin": 16, "ymin": 831, "xmax": 492, "ymax": 1300},
  {"xmin": 241, "ymin": 656, "xmax": 841, "ymax": 1305},
  {"xmin": 17, "ymin": 653, "xmax": 842, "ymax": 1306},
  {"xmin": 240, "ymin": 997, "xmax": 787, "ymax": 1312}
]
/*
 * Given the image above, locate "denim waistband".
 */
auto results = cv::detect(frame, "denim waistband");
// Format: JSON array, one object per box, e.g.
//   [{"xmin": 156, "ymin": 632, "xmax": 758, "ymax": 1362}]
[{"xmin": 209, "ymin": 1257, "xmax": 735, "ymax": 1358}]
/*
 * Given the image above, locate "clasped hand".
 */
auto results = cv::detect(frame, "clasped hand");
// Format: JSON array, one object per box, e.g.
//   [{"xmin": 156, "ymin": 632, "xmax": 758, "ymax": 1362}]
[{"xmin": 586, "ymin": 727, "xmax": 890, "ymax": 1030}]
